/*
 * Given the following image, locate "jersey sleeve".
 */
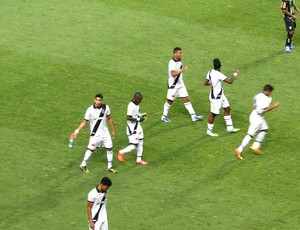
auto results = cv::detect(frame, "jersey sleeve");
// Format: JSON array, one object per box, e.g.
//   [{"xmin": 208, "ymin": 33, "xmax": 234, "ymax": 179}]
[
  {"xmin": 105, "ymin": 105, "xmax": 111, "ymax": 116},
  {"xmin": 219, "ymin": 72, "xmax": 227, "ymax": 81},
  {"xmin": 206, "ymin": 71, "xmax": 211, "ymax": 80},
  {"xmin": 87, "ymin": 190, "xmax": 96, "ymax": 203},
  {"xmin": 168, "ymin": 60, "xmax": 176, "ymax": 73},
  {"xmin": 127, "ymin": 102, "xmax": 134, "ymax": 117},
  {"xmin": 84, "ymin": 107, "xmax": 91, "ymax": 121}
]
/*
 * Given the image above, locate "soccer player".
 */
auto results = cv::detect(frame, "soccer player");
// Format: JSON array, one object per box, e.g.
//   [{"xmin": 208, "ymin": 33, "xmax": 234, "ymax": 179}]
[
  {"xmin": 281, "ymin": 0, "xmax": 300, "ymax": 52},
  {"xmin": 69, "ymin": 94, "xmax": 117, "ymax": 173},
  {"xmin": 235, "ymin": 85, "xmax": 280, "ymax": 160},
  {"xmin": 87, "ymin": 177, "xmax": 112, "ymax": 230},
  {"xmin": 204, "ymin": 58, "xmax": 240, "ymax": 137},
  {"xmin": 161, "ymin": 47, "xmax": 204, "ymax": 123},
  {"xmin": 118, "ymin": 92, "xmax": 149, "ymax": 165}
]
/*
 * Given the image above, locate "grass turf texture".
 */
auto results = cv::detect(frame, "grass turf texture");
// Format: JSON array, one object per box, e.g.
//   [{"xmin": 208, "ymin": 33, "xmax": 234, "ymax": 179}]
[{"xmin": 1, "ymin": 0, "xmax": 300, "ymax": 229}]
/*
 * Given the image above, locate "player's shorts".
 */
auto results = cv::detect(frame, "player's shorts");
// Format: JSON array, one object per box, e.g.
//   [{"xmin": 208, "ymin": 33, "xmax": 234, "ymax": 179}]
[
  {"xmin": 126, "ymin": 124, "xmax": 143, "ymax": 145},
  {"xmin": 284, "ymin": 17, "xmax": 296, "ymax": 32},
  {"xmin": 87, "ymin": 132, "xmax": 113, "ymax": 150},
  {"xmin": 166, "ymin": 86, "xmax": 189, "ymax": 101},
  {"xmin": 247, "ymin": 110, "xmax": 268, "ymax": 136},
  {"xmin": 89, "ymin": 219, "xmax": 108, "ymax": 230},
  {"xmin": 209, "ymin": 94, "xmax": 230, "ymax": 115}
]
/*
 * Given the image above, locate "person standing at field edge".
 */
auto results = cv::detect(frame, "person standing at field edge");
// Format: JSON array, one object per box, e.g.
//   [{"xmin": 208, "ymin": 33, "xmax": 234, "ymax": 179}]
[
  {"xmin": 118, "ymin": 92, "xmax": 149, "ymax": 165},
  {"xmin": 235, "ymin": 85, "xmax": 280, "ymax": 160},
  {"xmin": 69, "ymin": 94, "xmax": 117, "ymax": 173},
  {"xmin": 161, "ymin": 47, "xmax": 204, "ymax": 123},
  {"xmin": 281, "ymin": 0, "xmax": 300, "ymax": 53},
  {"xmin": 204, "ymin": 58, "xmax": 240, "ymax": 137},
  {"xmin": 87, "ymin": 177, "xmax": 112, "ymax": 230}
]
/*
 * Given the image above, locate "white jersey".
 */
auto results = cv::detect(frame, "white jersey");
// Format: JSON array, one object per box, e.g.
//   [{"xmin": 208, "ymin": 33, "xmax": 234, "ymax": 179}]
[
  {"xmin": 168, "ymin": 59, "xmax": 185, "ymax": 89},
  {"xmin": 253, "ymin": 92, "xmax": 272, "ymax": 115},
  {"xmin": 127, "ymin": 101, "xmax": 139, "ymax": 125},
  {"xmin": 206, "ymin": 69, "xmax": 227, "ymax": 99},
  {"xmin": 88, "ymin": 187, "xmax": 108, "ymax": 223},
  {"xmin": 84, "ymin": 104, "xmax": 111, "ymax": 136}
]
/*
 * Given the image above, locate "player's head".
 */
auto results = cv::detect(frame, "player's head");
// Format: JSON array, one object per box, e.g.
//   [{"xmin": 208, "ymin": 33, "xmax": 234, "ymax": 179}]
[
  {"xmin": 213, "ymin": 58, "xmax": 222, "ymax": 70},
  {"xmin": 94, "ymin": 94, "xmax": 103, "ymax": 108},
  {"xmin": 132, "ymin": 92, "xmax": 143, "ymax": 105},
  {"xmin": 99, "ymin": 177, "xmax": 112, "ymax": 192},
  {"xmin": 173, "ymin": 47, "xmax": 183, "ymax": 61},
  {"xmin": 263, "ymin": 84, "xmax": 274, "ymax": 96}
]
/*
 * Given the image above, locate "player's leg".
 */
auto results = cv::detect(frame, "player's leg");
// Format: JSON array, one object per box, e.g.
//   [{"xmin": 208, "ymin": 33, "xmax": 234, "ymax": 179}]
[
  {"xmin": 136, "ymin": 128, "xmax": 148, "ymax": 165},
  {"xmin": 206, "ymin": 99, "xmax": 220, "ymax": 136},
  {"xmin": 118, "ymin": 133, "xmax": 138, "ymax": 163},
  {"xmin": 180, "ymin": 87, "xmax": 203, "ymax": 122},
  {"xmin": 222, "ymin": 96, "xmax": 240, "ymax": 133},
  {"xmin": 80, "ymin": 136, "xmax": 99, "ymax": 173},
  {"xmin": 250, "ymin": 118, "xmax": 268, "ymax": 154},
  {"xmin": 284, "ymin": 17, "xmax": 295, "ymax": 52},
  {"xmin": 102, "ymin": 134, "xmax": 117, "ymax": 173},
  {"xmin": 161, "ymin": 88, "xmax": 175, "ymax": 122}
]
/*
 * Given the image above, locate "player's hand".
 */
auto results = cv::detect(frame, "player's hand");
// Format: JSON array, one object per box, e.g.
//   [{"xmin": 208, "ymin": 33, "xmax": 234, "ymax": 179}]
[
  {"xmin": 182, "ymin": 66, "xmax": 188, "ymax": 73},
  {"xmin": 273, "ymin": 101, "xmax": 280, "ymax": 108},
  {"xmin": 70, "ymin": 132, "xmax": 77, "ymax": 139},
  {"xmin": 89, "ymin": 220, "xmax": 95, "ymax": 230},
  {"xmin": 292, "ymin": 15, "xmax": 297, "ymax": 20},
  {"xmin": 111, "ymin": 130, "xmax": 116, "ymax": 139}
]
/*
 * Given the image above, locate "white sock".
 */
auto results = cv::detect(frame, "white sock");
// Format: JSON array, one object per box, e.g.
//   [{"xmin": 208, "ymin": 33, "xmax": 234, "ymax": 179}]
[
  {"xmin": 184, "ymin": 102, "xmax": 196, "ymax": 117},
  {"xmin": 81, "ymin": 149, "xmax": 92, "ymax": 166},
  {"xmin": 207, "ymin": 123, "xmax": 214, "ymax": 132},
  {"xmin": 252, "ymin": 131, "xmax": 267, "ymax": 148},
  {"xmin": 136, "ymin": 141, "xmax": 143, "ymax": 162},
  {"xmin": 163, "ymin": 102, "xmax": 171, "ymax": 117},
  {"xmin": 120, "ymin": 144, "xmax": 136, "ymax": 154},
  {"xmin": 107, "ymin": 150, "xmax": 113, "ymax": 168},
  {"xmin": 224, "ymin": 115, "xmax": 234, "ymax": 131},
  {"xmin": 238, "ymin": 134, "xmax": 252, "ymax": 152}
]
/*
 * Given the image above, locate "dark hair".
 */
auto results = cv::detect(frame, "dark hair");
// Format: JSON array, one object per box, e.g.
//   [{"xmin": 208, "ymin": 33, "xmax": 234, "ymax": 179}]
[
  {"xmin": 263, "ymin": 84, "xmax": 274, "ymax": 92},
  {"xmin": 134, "ymin": 92, "xmax": 143, "ymax": 98},
  {"xmin": 100, "ymin": 177, "xmax": 112, "ymax": 187},
  {"xmin": 213, "ymin": 58, "xmax": 222, "ymax": 70},
  {"xmin": 173, "ymin": 47, "xmax": 182, "ymax": 53},
  {"xmin": 95, "ymin": 94, "xmax": 103, "ymax": 99}
]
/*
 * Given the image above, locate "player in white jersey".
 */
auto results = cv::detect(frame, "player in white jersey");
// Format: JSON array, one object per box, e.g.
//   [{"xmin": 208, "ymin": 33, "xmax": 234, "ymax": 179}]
[
  {"xmin": 118, "ymin": 92, "xmax": 149, "ymax": 165},
  {"xmin": 235, "ymin": 85, "xmax": 280, "ymax": 159},
  {"xmin": 161, "ymin": 47, "xmax": 203, "ymax": 123},
  {"xmin": 87, "ymin": 177, "xmax": 112, "ymax": 230},
  {"xmin": 204, "ymin": 58, "xmax": 240, "ymax": 137},
  {"xmin": 69, "ymin": 94, "xmax": 117, "ymax": 173}
]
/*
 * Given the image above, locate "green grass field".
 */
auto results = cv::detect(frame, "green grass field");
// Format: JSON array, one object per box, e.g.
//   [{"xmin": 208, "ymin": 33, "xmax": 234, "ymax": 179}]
[{"xmin": 1, "ymin": 0, "xmax": 300, "ymax": 229}]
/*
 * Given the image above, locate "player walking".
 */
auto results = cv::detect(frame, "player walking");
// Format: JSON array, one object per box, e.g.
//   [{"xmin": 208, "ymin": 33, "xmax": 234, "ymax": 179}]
[
  {"xmin": 69, "ymin": 94, "xmax": 117, "ymax": 173},
  {"xmin": 235, "ymin": 85, "xmax": 280, "ymax": 159},
  {"xmin": 118, "ymin": 92, "xmax": 149, "ymax": 165},
  {"xmin": 204, "ymin": 58, "xmax": 240, "ymax": 137},
  {"xmin": 161, "ymin": 47, "xmax": 203, "ymax": 123}
]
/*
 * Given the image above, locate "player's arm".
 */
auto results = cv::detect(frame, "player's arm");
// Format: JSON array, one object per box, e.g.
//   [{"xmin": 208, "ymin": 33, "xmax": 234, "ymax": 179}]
[
  {"xmin": 87, "ymin": 201, "xmax": 95, "ymax": 230},
  {"xmin": 170, "ymin": 66, "xmax": 188, "ymax": 77},
  {"xmin": 281, "ymin": 2, "xmax": 297, "ymax": 19},
  {"xmin": 261, "ymin": 102, "xmax": 280, "ymax": 114},
  {"xmin": 107, "ymin": 115, "xmax": 116, "ymax": 139},
  {"xmin": 223, "ymin": 69, "xmax": 239, "ymax": 84},
  {"xmin": 295, "ymin": 5, "xmax": 300, "ymax": 15},
  {"xmin": 204, "ymin": 79, "xmax": 210, "ymax": 86},
  {"xmin": 70, "ymin": 120, "xmax": 88, "ymax": 139}
]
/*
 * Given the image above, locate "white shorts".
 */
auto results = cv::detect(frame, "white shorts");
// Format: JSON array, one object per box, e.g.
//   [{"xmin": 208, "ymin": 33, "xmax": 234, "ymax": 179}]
[
  {"xmin": 126, "ymin": 124, "xmax": 143, "ymax": 145},
  {"xmin": 247, "ymin": 110, "xmax": 269, "ymax": 136},
  {"xmin": 87, "ymin": 132, "xmax": 113, "ymax": 150},
  {"xmin": 89, "ymin": 220, "xmax": 108, "ymax": 230},
  {"xmin": 167, "ymin": 86, "xmax": 189, "ymax": 101},
  {"xmin": 210, "ymin": 94, "xmax": 230, "ymax": 115}
]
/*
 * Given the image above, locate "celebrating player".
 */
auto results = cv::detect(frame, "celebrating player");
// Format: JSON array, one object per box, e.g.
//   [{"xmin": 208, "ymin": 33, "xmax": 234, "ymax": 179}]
[
  {"xmin": 161, "ymin": 47, "xmax": 203, "ymax": 123},
  {"xmin": 118, "ymin": 92, "xmax": 149, "ymax": 165},
  {"xmin": 235, "ymin": 85, "xmax": 280, "ymax": 159}
]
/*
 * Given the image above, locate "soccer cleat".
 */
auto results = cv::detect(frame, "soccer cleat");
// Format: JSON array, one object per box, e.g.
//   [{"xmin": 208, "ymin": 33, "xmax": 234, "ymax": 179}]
[
  {"xmin": 107, "ymin": 167, "xmax": 118, "ymax": 173},
  {"xmin": 227, "ymin": 128, "xmax": 241, "ymax": 133},
  {"xmin": 118, "ymin": 151, "xmax": 124, "ymax": 163},
  {"xmin": 206, "ymin": 131, "xmax": 219, "ymax": 137},
  {"xmin": 192, "ymin": 115, "xmax": 204, "ymax": 122},
  {"xmin": 136, "ymin": 160, "xmax": 149, "ymax": 165},
  {"xmin": 290, "ymin": 45, "xmax": 296, "ymax": 50},
  {"xmin": 285, "ymin": 46, "xmax": 291, "ymax": 53},
  {"xmin": 249, "ymin": 146, "xmax": 263, "ymax": 155},
  {"xmin": 80, "ymin": 165, "xmax": 89, "ymax": 173},
  {"xmin": 235, "ymin": 148, "xmax": 243, "ymax": 160},
  {"xmin": 161, "ymin": 115, "xmax": 172, "ymax": 123}
]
